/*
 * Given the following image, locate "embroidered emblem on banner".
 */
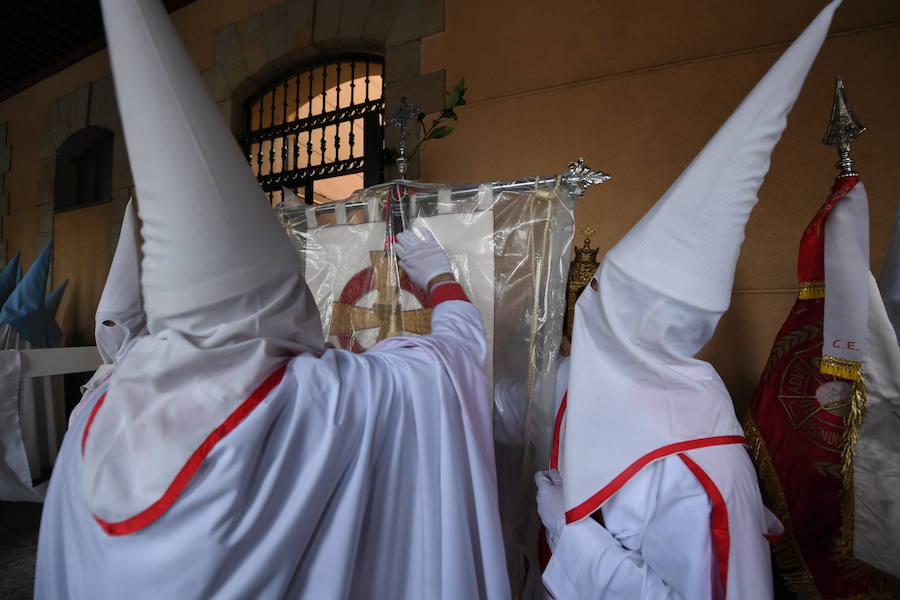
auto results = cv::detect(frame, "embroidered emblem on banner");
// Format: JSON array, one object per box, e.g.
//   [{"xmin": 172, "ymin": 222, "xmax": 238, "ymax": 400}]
[
  {"xmin": 329, "ymin": 250, "xmax": 431, "ymax": 353},
  {"xmin": 775, "ymin": 323, "xmax": 845, "ymax": 454}
]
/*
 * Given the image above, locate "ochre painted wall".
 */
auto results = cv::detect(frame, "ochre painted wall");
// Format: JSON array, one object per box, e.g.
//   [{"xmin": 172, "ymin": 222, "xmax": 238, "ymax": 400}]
[
  {"xmin": 0, "ymin": 0, "xmax": 898, "ymax": 418},
  {"xmin": 53, "ymin": 203, "xmax": 114, "ymax": 347},
  {"xmin": 420, "ymin": 0, "xmax": 900, "ymax": 413},
  {"xmin": 0, "ymin": 0, "xmax": 279, "ymax": 345}
]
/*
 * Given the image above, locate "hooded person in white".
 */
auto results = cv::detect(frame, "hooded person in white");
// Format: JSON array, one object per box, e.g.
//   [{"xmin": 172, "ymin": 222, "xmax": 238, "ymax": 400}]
[
  {"xmin": 35, "ymin": 0, "xmax": 508, "ymax": 597},
  {"xmin": 71, "ymin": 200, "xmax": 148, "ymax": 420},
  {"xmin": 535, "ymin": 2, "xmax": 840, "ymax": 598}
]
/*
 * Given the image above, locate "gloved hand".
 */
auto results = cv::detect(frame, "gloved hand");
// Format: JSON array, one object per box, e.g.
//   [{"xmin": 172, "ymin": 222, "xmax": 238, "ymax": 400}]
[
  {"xmin": 394, "ymin": 229, "xmax": 453, "ymax": 291},
  {"xmin": 535, "ymin": 469, "xmax": 566, "ymax": 551}
]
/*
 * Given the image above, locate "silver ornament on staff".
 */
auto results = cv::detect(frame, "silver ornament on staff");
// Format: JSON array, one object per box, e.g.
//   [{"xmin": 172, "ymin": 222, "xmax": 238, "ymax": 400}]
[{"xmin": 823, "ymin": 76, "xmax": 866, "ymax": 177}]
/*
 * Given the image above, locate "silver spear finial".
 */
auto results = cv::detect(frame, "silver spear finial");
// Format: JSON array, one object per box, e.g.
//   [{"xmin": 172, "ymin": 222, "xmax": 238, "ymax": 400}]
[
  {"xmin": 388, "ymin": 97, "xmax": 420, "ymax": 179},
  {"xmin": 823, "ymin": 76, "xmax": 866, "ymax": 177}
]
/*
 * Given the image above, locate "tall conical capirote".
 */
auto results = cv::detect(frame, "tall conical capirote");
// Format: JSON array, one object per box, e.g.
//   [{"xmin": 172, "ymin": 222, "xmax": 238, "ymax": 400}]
[
  {"xmin": 559, "ymin": 0, "xmax": 842, "ymax": 522},
  {"xmin": 81, "ymin": 0, "xmax": 322, "ymax": 528},
  {"xmin": 606, "ymin": 0, "xmax": 841, "ymax": 314},
  {"xmin": 94, "ymin": 200, "xmax": 146, "ymax": 364},
  {"xmin": 45, "ymin": 280, "xmax": 67, "ymax": 318},
  {"xmin": 0, "ymin": 239, "xmax": 59, "ymax": 347},
  {"xmin": 43, "ymin": 279, "xmax": 68, "ymax": 347},
  {"xmin": 99, "ymin": 0, "xmax": 320, "ymax": 345},
  {"xmin": 0, "ymin": 251, "xmax": 22, "ymax": 310}
]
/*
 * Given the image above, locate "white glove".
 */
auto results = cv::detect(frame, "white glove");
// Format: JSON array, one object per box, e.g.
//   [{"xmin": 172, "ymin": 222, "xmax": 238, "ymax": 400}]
[
  {"xmin": 535, "ymin": 469, "xmax": 566, "ymax": 551},
  {"xmin": 394, "ymin": 229, "xmax": 453, "ymax": 291}
]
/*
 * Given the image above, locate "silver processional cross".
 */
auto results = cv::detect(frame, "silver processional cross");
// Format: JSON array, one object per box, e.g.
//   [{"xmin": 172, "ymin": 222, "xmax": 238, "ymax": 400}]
[{"xmin": 388, "ymin": 97, "xmax": 421, "ymax": 179}]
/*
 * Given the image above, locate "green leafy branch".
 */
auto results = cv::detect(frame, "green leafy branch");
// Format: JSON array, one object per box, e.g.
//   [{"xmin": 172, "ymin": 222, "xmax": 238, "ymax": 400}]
[{"xmin": 406, "ymin": 78, "xmax": 466, "ymax": 162}]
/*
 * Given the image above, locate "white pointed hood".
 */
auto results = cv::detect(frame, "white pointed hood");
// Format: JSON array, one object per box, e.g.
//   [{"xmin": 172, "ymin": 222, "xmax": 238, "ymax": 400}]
[
  {"xmin": 94, "ymin": 200, "xmax": 146, "ymax": 365},
  {"xmin": 81, "ymin": 0, "xmax": 322, "ymax": 530},
  {"xmin": 878, "ymin": 190, "xmax": 900, "ymax": 346},
  {"xmin": 76, "ymin": 200, "xmax": 146, "ymax": 411},
  {"xmin": 558, "ymin": 0, "xmax": 840, "ymax": 522}
]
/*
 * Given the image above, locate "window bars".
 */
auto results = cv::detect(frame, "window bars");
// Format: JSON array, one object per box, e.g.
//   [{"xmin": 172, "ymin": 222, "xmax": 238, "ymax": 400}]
[{"xmin": 241, "ymin": 55, "xmax": 385, "ymax": 205}]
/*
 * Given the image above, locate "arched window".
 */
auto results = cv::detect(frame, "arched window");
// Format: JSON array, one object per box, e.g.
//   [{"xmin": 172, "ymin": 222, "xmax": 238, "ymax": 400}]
[
  {"xmin": 242, "ymin": 55, "xmax": 384, "ymax": 206},
  {"xmin": 54, "ymin": 126, "xmax": 114, "ymax": 213}
]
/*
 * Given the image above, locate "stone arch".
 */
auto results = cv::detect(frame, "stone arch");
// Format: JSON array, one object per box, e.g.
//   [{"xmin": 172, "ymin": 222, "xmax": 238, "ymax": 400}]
[
  {"xmin": 201, "ymin": 0, "xmax": 447, "ymax": 179},
  {"xmin": 37, "ymin": 78, "xmax": 132, "ymax": 258},
  {"xmin": 35, "ymin": 79, "xmax": 132, "ymax": 346},
  {"xmin": 54, "ymin": 125, "xmax": 115, "ymax": 213}
]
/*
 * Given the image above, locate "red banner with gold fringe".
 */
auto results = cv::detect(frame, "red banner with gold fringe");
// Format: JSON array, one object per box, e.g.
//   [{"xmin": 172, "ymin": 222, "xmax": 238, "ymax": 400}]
[{"xmin": 745, "ymin": 176, "xmax": 874, "ymax": 600}]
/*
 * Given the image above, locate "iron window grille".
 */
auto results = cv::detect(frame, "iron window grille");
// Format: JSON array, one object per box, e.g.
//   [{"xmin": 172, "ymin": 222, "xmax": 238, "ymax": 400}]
[
  {"xmin": 241, "ymin": 54, "xmax": 385, "ymax": 206},
  {"xmin": 54, "ymin": 126, "xmax": 114, "ymax": 213}
]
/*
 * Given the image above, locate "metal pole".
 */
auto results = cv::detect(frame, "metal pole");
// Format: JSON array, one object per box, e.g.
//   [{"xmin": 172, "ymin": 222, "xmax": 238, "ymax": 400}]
[{"xmin": 280, "ymin": 157, "xmax": 611, "ymax": 219}]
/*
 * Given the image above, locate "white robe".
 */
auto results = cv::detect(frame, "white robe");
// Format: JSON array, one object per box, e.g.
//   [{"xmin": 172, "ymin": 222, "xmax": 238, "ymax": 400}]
[
  {"xmin": 543, "ymin": 357, "xmax": 778, "ymax": 600},
  {"xmin": 35, "ymin": 299, "xmax": 510, "ymax": 599},
  {"xmin": 542, "ymin": 445, "xmax": 779, "ymax": 600}
]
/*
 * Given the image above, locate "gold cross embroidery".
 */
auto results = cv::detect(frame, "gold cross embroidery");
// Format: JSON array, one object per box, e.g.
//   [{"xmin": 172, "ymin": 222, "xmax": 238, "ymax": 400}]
[{"xmin": 330, "ymin": 250, "xmax": 432, "ymax": 346}]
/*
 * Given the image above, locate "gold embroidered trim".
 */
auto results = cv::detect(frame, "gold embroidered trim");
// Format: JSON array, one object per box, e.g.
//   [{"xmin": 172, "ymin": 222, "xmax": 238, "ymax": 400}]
[
  {"xmin": 746, "ymin": 383, "xmax": 900, "ymax": 599},
  {"xmin": 837, "ymin": 375, "xmax": 865, "ymax": 556},
  {"xmin": 820, "ymin": 398, "xmax": 852, "ymax": 413},
  {"xmin": 821, "ymin": 355, "xmax": 863, "ymax": 381},
  {"xmin": 799, "ymin": 280, "xmax": 825, "ymax": 299},
  {"xmin": 833, "ymin": 377, "xmax": 900, "ymax": 596},
  {"xmin": 744, "ymin": 416, "xmax": 824, "ymax": 599}
]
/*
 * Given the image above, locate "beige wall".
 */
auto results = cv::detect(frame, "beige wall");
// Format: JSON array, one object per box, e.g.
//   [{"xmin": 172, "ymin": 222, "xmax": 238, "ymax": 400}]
[
  {"xmin": 0, "ymin": 1, "xmax": 229, "ymax": 345},
  {"xmin": 53, "ymin": 203, "xmax": 114, "ymax": 346},
  {"xmin": 420, "ymin": 0, "xmax": 900, "ymax": 413},
  {"xmin": 0, "ymin": 0, "xmax": 443, "ymax": 345},
  {"xmin": 0, "ymin": 0, "xmax": 898, "ymax": 415}
]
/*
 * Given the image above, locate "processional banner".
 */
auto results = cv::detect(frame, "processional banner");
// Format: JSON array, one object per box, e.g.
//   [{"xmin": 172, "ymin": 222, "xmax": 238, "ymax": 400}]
[
  {"xmin": 746, "ymin": 177, "xmax": 899, "ymax": 599},
  {"xmin": 278, "ymin": 179, "xmax": 575, "ymax": 598}
]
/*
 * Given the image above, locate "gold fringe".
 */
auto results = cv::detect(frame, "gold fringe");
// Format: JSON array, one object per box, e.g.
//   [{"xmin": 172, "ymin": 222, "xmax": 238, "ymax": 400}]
[
  {"xmin": 834, "ymin": 375, "xmax": 900, "ymax": 597},
  {"xmin": 746, "ymin": 388, "xmax": 900, "ymax": 599},
  {"xmin": 743, "ymin": 417, "xmax": 824, "ymax": 599},
  {"xmin": 820, "ymin": 355, "xmax": 863, "ymax": 381},
  {"xmin": 799, "ymin": 280, "xmax": 826, "ymax": 299},
  {"xmin": 836, "ymin": 374, "xmax": 865, "ymax": 555}
]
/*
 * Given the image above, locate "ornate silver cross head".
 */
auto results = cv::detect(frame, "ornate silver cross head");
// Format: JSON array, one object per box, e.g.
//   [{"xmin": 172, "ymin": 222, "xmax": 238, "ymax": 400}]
[{"xmin": 388, "ymin": 97, "xmax": 421, "ymax": 179}]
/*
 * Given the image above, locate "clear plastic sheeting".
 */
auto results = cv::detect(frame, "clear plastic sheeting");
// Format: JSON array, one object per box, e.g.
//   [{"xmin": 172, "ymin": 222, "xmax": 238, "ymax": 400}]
[{"xmin": 277, "ymin": 178, "xmax": 575, "ymax": 598}]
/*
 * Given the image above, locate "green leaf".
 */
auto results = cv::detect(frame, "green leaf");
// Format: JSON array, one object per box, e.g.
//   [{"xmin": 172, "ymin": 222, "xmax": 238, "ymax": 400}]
[
  {"xmin": 444, "ymin": 78, "xmax": 467, "ymax": 110},
  {"xmin": 426, "ymin": 125, "xmax": 454, "ymax": 140}
]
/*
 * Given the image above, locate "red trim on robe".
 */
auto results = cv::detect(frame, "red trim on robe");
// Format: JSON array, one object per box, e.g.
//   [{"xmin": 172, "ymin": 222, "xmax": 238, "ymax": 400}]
[
  {"xmin": 679, "ymin": 453, "xmax": 730, "ymax": 600},
  {"xmin": 81, "ymin": 393, "xmax": 106, "ymax": 455},
  {"xmin": 549, "ymin": 391, "xmax": 567, "ymax": 470},
  {"xmin": 430, "ymin": 282, "xmax": 469, "ymax": 305},
  {"xmin": 564, "ymin": 436, "xmax": 746, "ymax": 524},
  {"xmin": 85, "ymin": 366, "xmax": 288, "ymax": 536}
]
